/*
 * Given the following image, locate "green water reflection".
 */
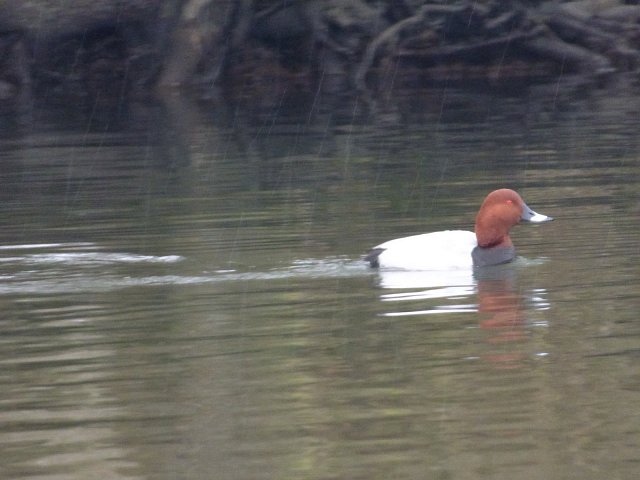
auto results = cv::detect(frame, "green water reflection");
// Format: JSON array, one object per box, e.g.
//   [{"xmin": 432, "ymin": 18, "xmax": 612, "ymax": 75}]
[{"xmin": 0, "ymin": 79, "xmax": 639, "ymax": 479}]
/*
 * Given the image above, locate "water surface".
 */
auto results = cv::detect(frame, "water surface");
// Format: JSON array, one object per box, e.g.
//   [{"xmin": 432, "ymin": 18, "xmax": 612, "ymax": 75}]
[{"xmin": 1, "ymin": 78, "xmax": 639, "ymax": 479}]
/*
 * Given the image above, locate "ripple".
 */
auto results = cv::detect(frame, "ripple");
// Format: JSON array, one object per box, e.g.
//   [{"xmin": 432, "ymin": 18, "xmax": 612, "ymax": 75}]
[
  {"xmin": 0, "ymin": 255, "xmax": 369, "ymax": 295},
  {"xmin": 15, "ymin": 252, "xmax": 185, "ymax": 266}
]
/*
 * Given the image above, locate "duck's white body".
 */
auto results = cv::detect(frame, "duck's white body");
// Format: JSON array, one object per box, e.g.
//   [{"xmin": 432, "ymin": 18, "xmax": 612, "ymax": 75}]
[{"xmin": 371, "ymin": 230, "xmax": 477, "ymax": 270}]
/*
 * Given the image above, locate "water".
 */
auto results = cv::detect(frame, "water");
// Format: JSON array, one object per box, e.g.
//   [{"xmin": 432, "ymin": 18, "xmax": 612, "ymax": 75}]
[{"xmin": 0, "ymin": 77, "xmax": 639, "ymax": 479}]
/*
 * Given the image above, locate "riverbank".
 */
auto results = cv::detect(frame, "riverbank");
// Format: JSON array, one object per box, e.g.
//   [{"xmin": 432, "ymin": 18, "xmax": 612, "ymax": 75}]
[{"xmin": 1, "ymin": 0, "xmax": 640, "ymax": 107}]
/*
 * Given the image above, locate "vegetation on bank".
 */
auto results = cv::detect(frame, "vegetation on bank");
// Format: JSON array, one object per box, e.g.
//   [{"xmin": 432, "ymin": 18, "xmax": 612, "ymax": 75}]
[{"xmin": 1, "ymin": 0, "xmax": 640, "ymax": 103}]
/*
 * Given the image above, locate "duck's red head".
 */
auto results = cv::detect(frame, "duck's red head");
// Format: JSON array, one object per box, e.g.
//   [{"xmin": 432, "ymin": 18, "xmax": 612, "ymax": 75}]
[{"xmin": 474, "ymin": 189, "xmax": 551, "ymax": 248}]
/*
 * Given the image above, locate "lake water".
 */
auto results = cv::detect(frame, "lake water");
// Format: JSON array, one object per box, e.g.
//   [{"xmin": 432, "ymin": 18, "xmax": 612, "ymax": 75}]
[{"xmin": 0, "ymin": 76, "xmax": 639, "ymax": 480}]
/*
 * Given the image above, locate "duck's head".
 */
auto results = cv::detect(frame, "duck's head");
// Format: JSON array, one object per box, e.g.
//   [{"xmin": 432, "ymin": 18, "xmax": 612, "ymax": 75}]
[{"xmin": 474, "ymin": 189, "xmax": 552, "ymax": 248}]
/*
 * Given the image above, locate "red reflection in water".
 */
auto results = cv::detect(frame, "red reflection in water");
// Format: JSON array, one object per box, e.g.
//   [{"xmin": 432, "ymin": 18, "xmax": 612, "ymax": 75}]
[{"xmin": 477, "ymin": 277, "xmax": 527, "ymax": 368}]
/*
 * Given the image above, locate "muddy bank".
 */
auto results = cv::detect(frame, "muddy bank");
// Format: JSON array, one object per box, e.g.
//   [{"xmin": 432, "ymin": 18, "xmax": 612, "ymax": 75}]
[{"xmin": 1, "ymin": 0, "xmax": 640, "ymax": 106}]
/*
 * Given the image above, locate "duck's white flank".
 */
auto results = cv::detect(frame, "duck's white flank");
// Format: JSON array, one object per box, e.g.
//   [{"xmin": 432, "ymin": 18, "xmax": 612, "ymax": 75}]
[{"xmin": 372, "ymin": 230, "xmax": 477, "ymax": 270}]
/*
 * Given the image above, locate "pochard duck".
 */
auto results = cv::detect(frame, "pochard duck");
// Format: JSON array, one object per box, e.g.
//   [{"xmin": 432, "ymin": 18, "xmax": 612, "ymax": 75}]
[{"xmin": 365, "ymin": 189, "xmax": 552, "ymax": 270}]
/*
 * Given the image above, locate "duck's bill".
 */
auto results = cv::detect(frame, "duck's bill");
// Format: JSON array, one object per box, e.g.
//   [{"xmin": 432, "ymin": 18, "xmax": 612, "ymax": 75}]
[{"xmin": 521, "ymin": 204, "xmax": 553, "ymax": 222}]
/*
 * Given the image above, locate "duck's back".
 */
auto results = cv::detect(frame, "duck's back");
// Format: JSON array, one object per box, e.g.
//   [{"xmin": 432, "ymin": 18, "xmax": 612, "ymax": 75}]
[{"xmin": 366, "ymin": 230, "xmax": 477, "ymax": 270}]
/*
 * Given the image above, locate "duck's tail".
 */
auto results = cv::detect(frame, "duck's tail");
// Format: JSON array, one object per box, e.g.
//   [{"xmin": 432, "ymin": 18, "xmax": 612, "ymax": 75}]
[{"xmin": 363, "ymin": 248, "xmax": 385, "ymax": 268}]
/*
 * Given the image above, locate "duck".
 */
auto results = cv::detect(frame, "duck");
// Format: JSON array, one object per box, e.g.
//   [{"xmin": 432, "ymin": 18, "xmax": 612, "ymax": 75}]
[{"xmin": 365, "ymin": 189, "xmax": 552, "ymax": 270}]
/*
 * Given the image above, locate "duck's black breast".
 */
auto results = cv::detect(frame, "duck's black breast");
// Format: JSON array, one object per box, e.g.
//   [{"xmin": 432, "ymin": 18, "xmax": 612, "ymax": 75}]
[{"xmin": 471, "ymin": 246, "xmax": 516, "ymax": 267}]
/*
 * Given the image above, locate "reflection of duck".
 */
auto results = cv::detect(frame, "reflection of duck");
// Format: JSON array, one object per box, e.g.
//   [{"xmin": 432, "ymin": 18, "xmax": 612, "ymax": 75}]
[
  {"xmin": 475, "ymin": 267, "xmax": 525, "ymax": 340},
  {"xmin": 365, "ymin": 189, "xmax": 552, "ymax": 270},
  {"xmin": 474, "ymin": 267, "xmax": 542, "ymax": 368},
  {"xmin": 378, "ymin": 266, "xmax": 549, "ymax": 368},
  {"xmin": 377, "ymin": 265, "xmax": 525, "ymax": 317}
]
